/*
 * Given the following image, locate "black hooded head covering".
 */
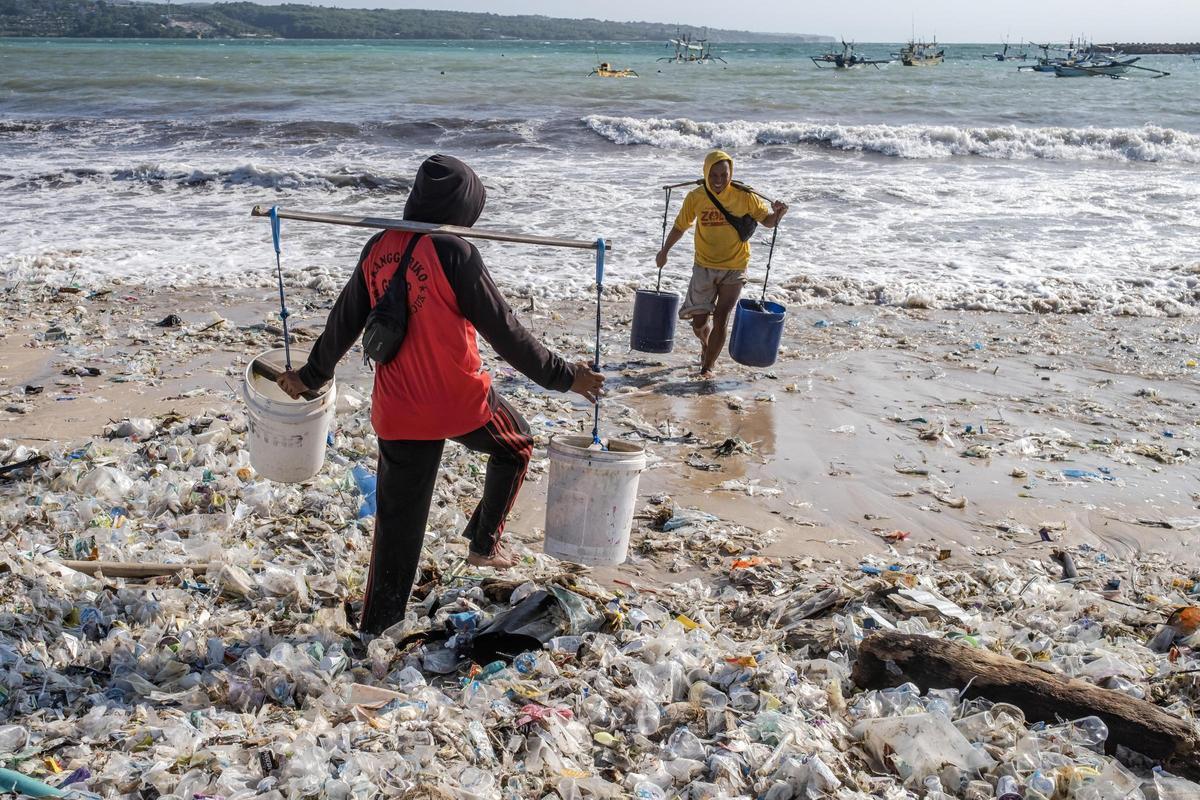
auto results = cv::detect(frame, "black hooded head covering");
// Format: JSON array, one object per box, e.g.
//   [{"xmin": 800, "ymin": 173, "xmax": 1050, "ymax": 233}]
[{"xmin": 402, "ymin": 154, "xmax": 486, "ymax": 227}]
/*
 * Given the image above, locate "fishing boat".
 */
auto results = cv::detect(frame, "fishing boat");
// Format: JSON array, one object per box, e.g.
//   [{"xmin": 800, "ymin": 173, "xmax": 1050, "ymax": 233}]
[
  {"xmin": 588, "ymin": 62, "xmax": 639, "ymax": 78},
  {"xmin": 984, "ymin": 40, "xmax": 1027, "ymax": 61},
  {"xmin": 657, "ymin": 32, "xmax": 727, "ymax": 64},
  {"xmin": 1053, "ymin": 56, "xmax": 1140, "ymax": 77},
  {"xmin": 1019, "ymin": 40, "xmax": 1167, "ymax": 78},
  {"xmin": 898, "ymin": 38, "xmax": 944, "ymax": 66},
  {"xmin": 1020, "ymin": 40, "xmax": 1079, "ymax": 73},
  {"xmin": 811, "ymin": 40, "xmax": 889, "ymax": 69}
]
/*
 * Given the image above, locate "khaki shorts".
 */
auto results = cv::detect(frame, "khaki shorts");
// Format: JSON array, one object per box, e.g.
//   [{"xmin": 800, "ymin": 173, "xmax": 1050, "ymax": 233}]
[{"xmin": 679, "ymin": 264, "xmax": 746, "ymax": 319}]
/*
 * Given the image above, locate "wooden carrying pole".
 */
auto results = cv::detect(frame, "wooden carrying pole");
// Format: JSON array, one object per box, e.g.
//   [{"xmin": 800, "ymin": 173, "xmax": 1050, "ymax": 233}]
[
  {"xmin": 250, "ymin": 206, "xmax": 611, "ymax": 251},
  {"xmin": 853, "ymin": 631, "xmax": 1200, "ymax": 780},
  {"xmin": 62, "ymin": 560, "xmax": 212, "ymax": 579},
  {"xmin": 249, "ymin": 357, "xmax": 322, "ymax": 401}
]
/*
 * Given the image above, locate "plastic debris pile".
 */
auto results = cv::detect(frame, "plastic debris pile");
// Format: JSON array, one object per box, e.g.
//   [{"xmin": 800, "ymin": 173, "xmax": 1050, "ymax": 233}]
[{"xmin": 0, "ymin": 391, "xmax": 1198, "ymax": 800}]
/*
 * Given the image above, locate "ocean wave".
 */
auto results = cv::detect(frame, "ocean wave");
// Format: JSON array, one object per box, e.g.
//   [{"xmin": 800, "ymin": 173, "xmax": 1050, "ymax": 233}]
[
  {"xmin": 5, "ymin": 164, "xmax": 409, "ymax": 192},
  {"xmin": 0, "ymin": 116, "xmax": 566, "ymax": 149},
  {"xmin": 583, "ymin": 116, "xmax": 1200, "ymax": 163}
]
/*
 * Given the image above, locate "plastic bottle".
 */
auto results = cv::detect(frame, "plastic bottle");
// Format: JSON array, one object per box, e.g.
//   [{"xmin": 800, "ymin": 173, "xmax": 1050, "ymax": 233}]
[
  {"xmin": 687, "ymin": 680, "xmax": 728, "ymax": 710},
  {"xmin": 729, "ymin": 686, "xmax": 759, "ymax": 712},
  {"xmin": 1027, "ymin": 771, "xmax": 1055, "ymax": 800},
  {"xmin": 924, "ymin": 776, "xmax": 952, "ymax": 800},
  {"xmin": 633, "ymin": 783, "xmax": 665, "ymax": 800},
  {"xmin": 996, "ymin": 775, "xmax": 1022, "ymax": 800},
  {"xmin": 350, "ymin": 465, "xmax": 376, "ymax": 519},
  {"xmin": 632, "ymin": 694, "xmax": 660, "ymax": 735},
  {"xmin": 964, "ymin": 779, "xmax": 995, "ymax": 799},
  {"xmin": 513, "ymin": 652, "xmax": 538, "ymax": 675},
  {"xmin": 1069, "ymin": 716, "xmax": 1108, "ymax": 748}
]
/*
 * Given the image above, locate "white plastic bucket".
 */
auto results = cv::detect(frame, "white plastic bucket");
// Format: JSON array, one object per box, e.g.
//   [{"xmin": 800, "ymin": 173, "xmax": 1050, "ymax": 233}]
[
  {"xmin": 544, "ymin": 435, "xmax": 646, "ymax": 566},
  {"xmin": 242, "ymin": 348, "xmax": 337, "ymax": 484}
]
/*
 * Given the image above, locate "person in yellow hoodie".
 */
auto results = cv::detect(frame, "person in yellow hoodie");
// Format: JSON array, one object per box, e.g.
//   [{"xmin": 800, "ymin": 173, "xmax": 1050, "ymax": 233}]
[{"xmin": 656, "ymin": 150, "xmax": 788, "ymax": 376}]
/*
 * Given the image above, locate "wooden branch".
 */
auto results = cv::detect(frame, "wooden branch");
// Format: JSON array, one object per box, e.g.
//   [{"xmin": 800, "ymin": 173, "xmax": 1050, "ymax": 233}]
[
  {"xmin": 0, "ymin": 455, "xmax": 49, "ymax": 479},
  {"xmin": 251, "ymin": 205, "xmax": 611, "ymax": 251},
  {"xmin": 852, "ymin": 631, "xmax": 1200, "ymax": 780},
  {"xmin": 61, "ymin": 560, "xmax": 212, "ymax": 579}
]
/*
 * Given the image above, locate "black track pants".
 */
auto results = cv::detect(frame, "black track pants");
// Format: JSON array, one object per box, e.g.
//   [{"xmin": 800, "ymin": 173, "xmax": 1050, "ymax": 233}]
[{"xmin": 359, "ymin": 394, "xmax": 533, "ymax": 634}]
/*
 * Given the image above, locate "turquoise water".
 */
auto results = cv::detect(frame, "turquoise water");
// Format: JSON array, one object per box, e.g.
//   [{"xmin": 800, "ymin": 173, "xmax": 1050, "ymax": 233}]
[
  {"xmin": 4, "ymin": 38, "xmax": 1197, "ymax": 129},
  {"xmin": 2, "ymin": 38, "xmax": 1199, "ymax": 314}
]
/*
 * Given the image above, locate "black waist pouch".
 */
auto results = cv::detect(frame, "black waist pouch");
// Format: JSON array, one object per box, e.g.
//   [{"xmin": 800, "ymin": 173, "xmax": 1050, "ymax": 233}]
[
  {"xmin": 362, "ymin": 233, "xmax": 423, "ymax": 365},
  {"xmin": 704, "ymin": 185, "xmax": 758, "ymax": 242}
]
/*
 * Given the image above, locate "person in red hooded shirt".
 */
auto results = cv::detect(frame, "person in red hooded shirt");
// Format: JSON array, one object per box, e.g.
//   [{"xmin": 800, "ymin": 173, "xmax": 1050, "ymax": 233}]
[{"xmin": 276, "ymin": 155, "xmax": 603, "ymax": 635}]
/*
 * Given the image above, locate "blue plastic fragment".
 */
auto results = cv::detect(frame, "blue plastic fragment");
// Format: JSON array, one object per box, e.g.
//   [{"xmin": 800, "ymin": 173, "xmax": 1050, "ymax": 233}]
[
  {"xmin": 351, "ymin": 465, "xmax": 377, "ymax": 519},
  {"xmin": 1061, "ymin": 469, "xmax": 1102, "ymax": 480}
]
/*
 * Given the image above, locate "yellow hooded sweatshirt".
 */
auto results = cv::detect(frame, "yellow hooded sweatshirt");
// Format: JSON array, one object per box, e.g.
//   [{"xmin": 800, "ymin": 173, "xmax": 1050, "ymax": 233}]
[{"xmin": 673, "ymin": 149, "xmax": 771, "ymax": 270}]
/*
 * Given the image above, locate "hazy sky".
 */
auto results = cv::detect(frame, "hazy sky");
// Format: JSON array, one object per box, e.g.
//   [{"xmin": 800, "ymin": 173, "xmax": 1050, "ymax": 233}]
[{"xmin": 232, "ymin": 1, "xmax": 1200, "ymax": 42}]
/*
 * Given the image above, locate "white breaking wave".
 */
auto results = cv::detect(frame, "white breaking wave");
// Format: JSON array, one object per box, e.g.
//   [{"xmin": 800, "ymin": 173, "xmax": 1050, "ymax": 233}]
[{"xmin": 584, "ymin": 116, "xmax": 1200, "ymax": 163}]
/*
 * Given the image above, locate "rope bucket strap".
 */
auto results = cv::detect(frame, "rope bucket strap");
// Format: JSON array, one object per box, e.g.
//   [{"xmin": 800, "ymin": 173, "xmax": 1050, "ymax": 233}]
[
  {"xmin": 592, "ymin": 238, "xmax": 605, "ymax": 445},
  {"xmin": 761, "ymin": 224, "xmax": 778, "ymax": 304},
  {"xmin": 268, "ymin": 206, "xmax": 292, "ymax": 371},
  {"xmin": 656, "ymin": 187, "xmax": 672, "ymax": 293}
]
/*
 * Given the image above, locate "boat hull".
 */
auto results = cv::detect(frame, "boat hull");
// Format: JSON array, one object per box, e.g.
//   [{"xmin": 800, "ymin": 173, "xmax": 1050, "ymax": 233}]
[{"xmin": 1054, "ymin": 60, "xmax": 1136, "ymax": 77}]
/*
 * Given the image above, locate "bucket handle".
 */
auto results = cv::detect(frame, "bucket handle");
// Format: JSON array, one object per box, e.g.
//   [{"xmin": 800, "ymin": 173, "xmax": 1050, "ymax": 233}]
[
  {"xmin": 760, "ymin": 224, "xmax": 778, "ymax": 304},
  {"xmin": 656, "ymin": 187, "xmax": 672, "ymax": 293},
  {"xmin": 268, "ymin": 206, "xmax": 293, "ymax": 371}
]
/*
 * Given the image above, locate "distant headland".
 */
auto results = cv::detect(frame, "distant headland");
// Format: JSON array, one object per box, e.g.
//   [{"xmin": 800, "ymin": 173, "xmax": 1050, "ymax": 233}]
[
  {"xmin": 0, "ymin": 1, "xmax": 832, "ymax": 42},
  {"xmin": 1099, "ymin": 43, "xmax": 1200, "ymax": 55}
]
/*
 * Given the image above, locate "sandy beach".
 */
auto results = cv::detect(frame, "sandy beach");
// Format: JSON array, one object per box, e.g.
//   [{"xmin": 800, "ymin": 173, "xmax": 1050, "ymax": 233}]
[
  {"xmin": 4, "ymin": 268, "xmax": 1200, "ymax": 798},
  {"xmin": 5, "ymin": 277, "xmax": 1198, "ymax": 581}
]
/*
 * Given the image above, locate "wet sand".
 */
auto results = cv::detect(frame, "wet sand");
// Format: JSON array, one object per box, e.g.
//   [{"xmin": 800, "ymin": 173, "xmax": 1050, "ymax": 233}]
[{"xmin": 3, "ymin": 280, "xmax": 1199, "ymax": 586}]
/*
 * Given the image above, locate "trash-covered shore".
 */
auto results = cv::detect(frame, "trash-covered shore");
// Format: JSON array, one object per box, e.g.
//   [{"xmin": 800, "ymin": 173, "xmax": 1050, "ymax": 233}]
[
  {"xmin": 3, "ymin": 279, "xmax": 1200, "ymax": 799},
  {"xmin": 2, "ymin": 379, "xmax": 1199, "ymax": 800}
]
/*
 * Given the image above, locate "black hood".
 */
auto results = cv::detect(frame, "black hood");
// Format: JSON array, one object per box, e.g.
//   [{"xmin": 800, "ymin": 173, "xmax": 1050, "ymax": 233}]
[{"xmin": 402, "ymin": 154, "xmax": 486, "ymax": 227}]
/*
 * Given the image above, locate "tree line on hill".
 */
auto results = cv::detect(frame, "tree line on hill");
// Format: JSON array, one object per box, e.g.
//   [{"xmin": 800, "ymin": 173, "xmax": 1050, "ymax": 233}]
[{"xmin": 0, "ymin": 1, "xmax": 828, "ymax": 42}]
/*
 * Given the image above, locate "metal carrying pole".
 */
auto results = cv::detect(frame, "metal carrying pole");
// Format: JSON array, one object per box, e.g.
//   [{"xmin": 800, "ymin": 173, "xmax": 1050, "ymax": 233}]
[
  {"xmin": 251, "ymin": 206, "xmax": 611, "ymax": 251},
  {"xmin": 660, "ymin": 179, "xmax": 774, "ymax": 203}
]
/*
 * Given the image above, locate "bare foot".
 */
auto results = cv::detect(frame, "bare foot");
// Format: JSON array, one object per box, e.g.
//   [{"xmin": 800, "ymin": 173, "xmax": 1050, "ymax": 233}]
[{"xmin": 467, "ymin": 548, "xmax": 518, "ymax": 568}]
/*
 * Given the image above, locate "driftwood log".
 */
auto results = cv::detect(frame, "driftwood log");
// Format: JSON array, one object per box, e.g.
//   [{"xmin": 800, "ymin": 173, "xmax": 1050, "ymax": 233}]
[{"xmin": 853, "ymin": 631, "xmax": 1200, "ymax": 780}]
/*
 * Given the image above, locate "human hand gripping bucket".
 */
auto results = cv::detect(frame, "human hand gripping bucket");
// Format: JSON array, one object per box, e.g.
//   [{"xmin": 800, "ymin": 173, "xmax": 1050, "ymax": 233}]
[
  {"xmin": 543, "ymin": 435, "xmax": 647, "ymax": 566},
  {"xmin": 242, "ymin": 348, "xmax": 337, "ymax": 483}
]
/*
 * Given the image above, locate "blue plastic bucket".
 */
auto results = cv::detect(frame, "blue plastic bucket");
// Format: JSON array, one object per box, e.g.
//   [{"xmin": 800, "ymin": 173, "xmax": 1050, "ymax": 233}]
[
  {"xmin": 728, "ymin": 299, "xmax": 786, "ymax": 367},
  {"xmin": 630, "ymin": 289, "xmax": 680, "ymax": 354}
]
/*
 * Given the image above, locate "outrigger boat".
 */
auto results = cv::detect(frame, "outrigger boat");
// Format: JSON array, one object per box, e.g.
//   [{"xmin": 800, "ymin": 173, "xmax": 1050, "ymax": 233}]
[
  {"xmin": 984, "ymin": 39, "xmax": 1027, "ymax": 61},
  {"xmin": 657, "ymin": 32, "xmax": 727, "ymax": 64},
  {"xmin": 898, "ymin": 38, "xmax": 944, "ymax": 66},
  {"xmin": 588, "ymin": 62, "xmax": 639, "ymax": 78},
  {"xmin": 1020, "ymin": 41, "xmax": 1169, "ymax": 78},
  {"xmin": 811, "ymin": 40, "xmax": 889, "ymax": 69},
  {"xmin": 1053, "ymin": 56, "xmax": 1139, "ymax": 77}
]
